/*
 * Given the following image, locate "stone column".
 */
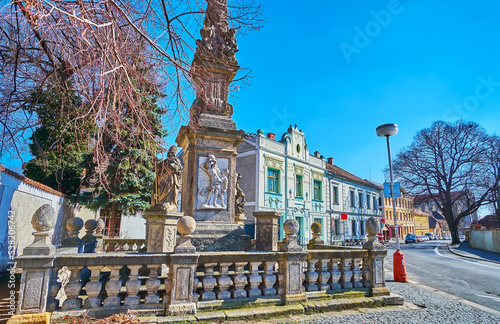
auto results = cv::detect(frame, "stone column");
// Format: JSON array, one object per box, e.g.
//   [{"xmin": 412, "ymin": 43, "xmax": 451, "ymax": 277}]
[
  {"xmin": 143, "ymin": 207, "xmax": 183, "ymax": 253},
  {"xmin": 363, "ymin": 217, "xmax": 390, "ymax": 297},
  {"xmin": 307, "ymin": 222, "xmax": 324, "ymax": 249},
  {"xmin": 254, "ymin": 211, "xmax": 281, "ymax": 251},
  {"xmin": 16, "ymin": 204, "xmax": 57, "ymax": 315},
  {"xmin": 165, "ymin": 216, "xmax": 198, "ymax": 315},
  {"xmin": 278, "ymin": 219, "xmax": 307, "ymax": 305}
]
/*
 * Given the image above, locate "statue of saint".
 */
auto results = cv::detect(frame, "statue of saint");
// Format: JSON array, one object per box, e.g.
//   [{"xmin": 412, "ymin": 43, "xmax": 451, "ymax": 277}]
[
  {"xmin": 235, "ymin": 172, "xmax": 245, "ymax": 215},
  {"xmin": 152, "ymin": 145, "xmax": 182, "ymax": 211},
  {"xmin": 199, "ymin": 155, "xmax": 228, "ymax": 209}
]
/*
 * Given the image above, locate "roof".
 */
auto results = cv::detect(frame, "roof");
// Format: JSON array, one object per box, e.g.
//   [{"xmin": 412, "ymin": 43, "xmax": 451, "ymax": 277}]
[
  {"xmin": 326, "ymin": 162, "xmax": 381, "ymax": 190},
  {"xmin": 0, "ymin": 166, "xmax": 67, "ymax": 198},
  {"xmin": 414, "ymin": 192, "xmax": 463, "ymax": 205},
  {"xmin": 413, "ymin": 208, "xmax": 429, "ymax": 216},
  {"xmin": 477, "ymin": 215, "xmax": 499, "ymax": 229}
]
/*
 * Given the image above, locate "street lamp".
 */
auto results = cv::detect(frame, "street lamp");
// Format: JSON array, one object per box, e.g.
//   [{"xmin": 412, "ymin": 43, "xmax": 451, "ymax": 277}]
[{"xmin": 376, "ymin": 123, "xmax": 407, "ymax": 282}]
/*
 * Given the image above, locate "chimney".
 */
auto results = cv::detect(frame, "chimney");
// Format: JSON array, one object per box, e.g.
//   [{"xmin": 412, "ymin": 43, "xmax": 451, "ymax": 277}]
[
  {"xmin": 314, "ymin": 151, "xmax": 321, "ymax": 158},
  {"xmin": 267, "ymin": 132, "xmax": 275, "ymax": 140},
  {"xmin": 327, "ymin": 157, "xmax": 334, "ymax": 165}
]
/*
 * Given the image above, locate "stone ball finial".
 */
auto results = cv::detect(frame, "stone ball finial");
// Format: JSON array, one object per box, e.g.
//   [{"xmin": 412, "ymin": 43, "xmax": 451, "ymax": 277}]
[
  {"xmin": 66, "ymin": 217, "xmax": 84, "ymax": 232},
  {"xmin": 177, "ymin": 216, "xmax": 196, "ymax": 235},
  {"xmin": 32, "ymin": 204, "xmax": 57, "ymax": 232},
  {"xmin": 311, "ymin": 222, "xmax": 322, "ymax": 234},
  {"xmin": 283, "ymin": 219, "xmax": 300, "ymax": 235},
  {"xmin": 85, "ymin": 219, "xmax": 98, "ymax": 232},
  {"xmin": 366, "ymin": 217, "xmax": 379, "ymax": 235}
]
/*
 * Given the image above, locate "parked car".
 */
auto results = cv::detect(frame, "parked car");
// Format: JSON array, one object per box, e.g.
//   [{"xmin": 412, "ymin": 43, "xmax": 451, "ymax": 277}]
[
  {"xmin": 405, "ymin": 233, "xmax": 418, "ymax": 244},
  {"xmin": 425, "ymin": 233, "xmax": 433, "ymax": 240}
]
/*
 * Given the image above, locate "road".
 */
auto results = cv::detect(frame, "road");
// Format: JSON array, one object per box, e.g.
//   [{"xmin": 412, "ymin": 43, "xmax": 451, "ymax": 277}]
[{"xmin": 385, "ymin": 240, "xmax": 500, "ymax": 313}]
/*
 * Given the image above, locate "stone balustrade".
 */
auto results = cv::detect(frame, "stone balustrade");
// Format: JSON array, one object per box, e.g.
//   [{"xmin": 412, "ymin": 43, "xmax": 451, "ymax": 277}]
[{"xmin": 15, "ymin": 212, "xmax": 390, "ymax": 319}]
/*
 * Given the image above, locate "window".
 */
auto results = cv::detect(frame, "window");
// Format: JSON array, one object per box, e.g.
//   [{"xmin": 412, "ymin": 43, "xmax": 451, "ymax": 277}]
[
  {"xmin": 358, "ymin": 192, "xmax": 363, "ymax": 208},
  {"xmin": 367, "ymin": 194, "xmax": 371, "ymax": 209},
  {"xmin": 360, "ymin": 220, "xmax": 365, "ymax": 235},
  {"xmin": 352, "ymin": 220, "xmax": 357, "ymax": 236},
  {"xmin": 335, "ymin": 219, "xmax": 340, "ymax": 235},
  {"xmin": 267, "ymin": 168, "xmax": 279, "ymax": 193},
  {"xmin": 295, "ymin": 175, "xmax": 303, "ymax": 198},
  {"xmin": 313, "ymin": 180, "xmax": 322, "ymax": 201},
  {"xmin": 332, "ymin": 186, "xmax": 339, "ymax": 204},
  {"xmin": 100, "ymin": 209, "xmax": 122, "ymax": 237},
  {"xmin": 350, "ymin": 190, "xmax": 355, "ymax": 207},
  {"xmin": 374, "ymin": 196, "xmax": 377, "ymax": 210}
]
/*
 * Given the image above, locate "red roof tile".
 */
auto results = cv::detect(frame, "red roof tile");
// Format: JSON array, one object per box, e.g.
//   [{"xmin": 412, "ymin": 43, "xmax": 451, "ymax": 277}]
[{"xmin": 0, "ymin": 166, "xmax": 67, "ymax": 198}]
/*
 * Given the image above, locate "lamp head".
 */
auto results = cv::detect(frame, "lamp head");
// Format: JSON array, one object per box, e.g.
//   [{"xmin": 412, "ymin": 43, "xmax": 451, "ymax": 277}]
[{"xmin": 376, "ymin": 123, "xmax": 398, "ymax": 137}]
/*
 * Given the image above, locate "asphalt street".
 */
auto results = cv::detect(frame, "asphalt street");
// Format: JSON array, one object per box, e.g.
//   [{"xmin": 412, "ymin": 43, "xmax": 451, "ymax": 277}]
[{"xmin": 385, "ymin": 240, "xmax": 500, "ymax": 313}]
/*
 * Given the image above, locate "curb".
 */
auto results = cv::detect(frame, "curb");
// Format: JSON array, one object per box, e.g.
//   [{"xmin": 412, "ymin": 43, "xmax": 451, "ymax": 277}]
[{"xmin": 447, "ymin": 244, "xmax": 500, "ymax": 265}]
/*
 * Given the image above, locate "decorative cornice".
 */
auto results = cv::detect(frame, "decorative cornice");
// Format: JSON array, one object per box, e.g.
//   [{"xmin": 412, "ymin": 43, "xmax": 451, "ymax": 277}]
[
  {"xmin": 312, "ymin": 171, "xmax": 323, "ymax": 181},
  {"xmin": 294, "ymin": 165, "xmax": 304, "ymax": 175},
  {"xmin": 265, "ymin": 156, "xmax": 283, "ymax": 170}
]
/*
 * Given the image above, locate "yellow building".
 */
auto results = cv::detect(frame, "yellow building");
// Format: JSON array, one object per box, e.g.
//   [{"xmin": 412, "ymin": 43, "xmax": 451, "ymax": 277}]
[
  {"xmin": 413, "ymin": 208, "xmax": 430, "ymax": 236},
  {"xmin": 382, "ymin": 189, "xmax": 415, "ymax": 240}
]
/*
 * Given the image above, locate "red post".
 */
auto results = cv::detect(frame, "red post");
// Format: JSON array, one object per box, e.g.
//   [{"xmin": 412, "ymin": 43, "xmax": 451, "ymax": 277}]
[{"xmin": 393, "ymin": 250, "xmax": 407, "ymax": 282}]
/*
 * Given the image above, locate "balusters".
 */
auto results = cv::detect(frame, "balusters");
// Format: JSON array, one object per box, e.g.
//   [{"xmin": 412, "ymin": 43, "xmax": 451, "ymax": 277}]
[
  {"xmin": 305, "ymin": 259, "xmax": 319, "ymax": 292},
  {"xmin": 62, "ymin": 266, "xmax": 83, "ymax": 310},
  {"xmin": 201, "ymin": 263, "xmax": 217, "ymax": 301},
  {"xmin": 145, "ymin": 265, "xmax": 161, "ymax": 304},
  {"xmin": 318, "ymin": 259, "xmax": 330, "ymax": 291},
  {"xmin": 232, "ymin": 262, "xmax": 248, "ymax": 298},
  {"xmin": 193, "ymin": 276, "xmax": 200, "ymax": 302},
  {"xmin": 217, "ymin": 263, "xmax": 232, "ymax": 300},
  {"xmin": 352, "ymin": 258, "xmax": 363, "ymax": 288},
  {"xmin": 104, "ymin": 265, "xmax": 122, "ymax": 307},
  {"xmin": 362, "ymin": 257, "xmax": 371, "ymax": 288},
  {"xmin": 261, "ymin": 261, "xmax": 277, "ymax": 296},
  {"xmin": 329, "ymin": 259, "xmax": 342, "ymax": 290},
  {"xmin": 125, "ymin": 265, "xmax": 142, "ymax": 306},
  {"xmin": 46, "ymin": 266, "xmax": 61, "ymax": 312},
  {"xmin": 83, "ymin": 266, "xmax": 103, "ymax": 308},
  {"xmin": 247, "ymin": 262, "xmax": 262, "ymax": 297},
  {"xmin": 342, "ymin": 259, "xmax": 353, "ymax": 289}
]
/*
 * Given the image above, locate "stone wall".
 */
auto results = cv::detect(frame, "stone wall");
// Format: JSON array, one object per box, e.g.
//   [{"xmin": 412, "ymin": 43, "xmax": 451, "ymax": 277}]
[{"xmin": 469, "ymin": 229, "xmax": 500, "ymax": 253}]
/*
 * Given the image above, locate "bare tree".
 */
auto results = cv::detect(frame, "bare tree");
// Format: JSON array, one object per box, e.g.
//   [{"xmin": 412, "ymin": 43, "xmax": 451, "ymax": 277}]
[
  {"xmin": 392, "ymin": 120, "xmax": 497, "ymax": 244},
  {"xmin": 485, "ymin": 135, "xmax": 500, "ymax": 226},
  {"xmin": 0, "ymin": 0, "xmax": 263, "ymax": 180}
]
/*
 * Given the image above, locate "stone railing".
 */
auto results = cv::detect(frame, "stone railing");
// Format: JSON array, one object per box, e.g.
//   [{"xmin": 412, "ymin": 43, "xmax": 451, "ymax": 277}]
[{"xmin": 14, "ymin": 205, "xmax": 390, "ymax": 319}]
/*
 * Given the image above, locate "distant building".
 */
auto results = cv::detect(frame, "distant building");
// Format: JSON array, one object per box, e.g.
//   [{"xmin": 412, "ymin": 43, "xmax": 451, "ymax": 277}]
[
  {"xmin": 414, "ymin": 192, "xmax": 477, "ymax": 235},
  {"xmin": 0, "ymin": 166, "xmax": 97, "ymax": 273},
  {"xmin": 413, "ymin": 208, "xmax": 430, "ymax": 236},
  {"xmin": 381, "ymin": 188, "xmax": 415, "ymax": 240},
  {"xmin": 325, "ymin": 161, "xmax": 382, "ymax": 244},
  {"xmin": 427, "ymin": 211, "xmax": 450, "ymax": 237},
  {"xmin": 236, "ymin": 125, "xmax": 329, "ymax": 246},
  {"xmin": 476, "ymin": 215, "xmax": 499, "ymax": 229}
]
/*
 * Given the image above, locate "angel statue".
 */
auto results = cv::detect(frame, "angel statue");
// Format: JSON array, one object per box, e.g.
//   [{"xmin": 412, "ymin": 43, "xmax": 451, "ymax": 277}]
[{"xmin": 152, "ymin": 145, "xmax": 182, "ymax": 211}]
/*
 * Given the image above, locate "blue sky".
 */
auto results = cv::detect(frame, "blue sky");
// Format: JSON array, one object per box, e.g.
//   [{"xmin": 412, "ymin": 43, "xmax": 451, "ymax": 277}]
[{"xmin": 220, "ymin": 0, "xmax": 500, "ymax": 187}]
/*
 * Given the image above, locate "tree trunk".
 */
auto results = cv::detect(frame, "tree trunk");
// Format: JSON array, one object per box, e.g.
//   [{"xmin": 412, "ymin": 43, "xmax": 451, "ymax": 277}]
[
  {"xmin": 109, "ymin": 202, "xmax": 118, "ymax": 238},
  {"xmin": 450, "ymin": 220, "xmax": 460, "ymax": 245}
]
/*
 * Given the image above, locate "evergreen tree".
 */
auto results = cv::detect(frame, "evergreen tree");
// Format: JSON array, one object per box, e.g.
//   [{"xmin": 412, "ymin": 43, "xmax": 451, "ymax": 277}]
[{"xmin": 23, "ymin": 87, "xmax": 92, "ymax": 195}]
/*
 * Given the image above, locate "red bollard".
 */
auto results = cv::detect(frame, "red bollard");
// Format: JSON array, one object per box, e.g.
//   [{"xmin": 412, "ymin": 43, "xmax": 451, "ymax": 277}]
[{"xmin": 393, "ymin": 250, "xmax": 407, "ymax": 282}]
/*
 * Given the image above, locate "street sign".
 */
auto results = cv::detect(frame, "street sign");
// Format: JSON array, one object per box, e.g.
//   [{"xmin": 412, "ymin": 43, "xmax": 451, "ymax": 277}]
[
  {"xmin": 383, "ymin": 182, "xmax": 401, "ymax": 198},
  {"xmin": 340, "ymin": 213, "xmax": 348, "ymax": 220},
  {"xmin": 381, "ymin": 218, "xmax": 386, "ymax": 223}
]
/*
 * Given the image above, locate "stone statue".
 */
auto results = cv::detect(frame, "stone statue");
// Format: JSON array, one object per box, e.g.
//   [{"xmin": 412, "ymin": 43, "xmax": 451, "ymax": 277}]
[
  {"xmin": 199, "ymin": 154, "xmax": 228, "ymax": 209},
  {"xmin": 235, "ymin": 172, "xmax": 245, "ymax": 215},
  {"xmin": 152, "ymin": 145, "xmax": 182, "ymax": 211}
]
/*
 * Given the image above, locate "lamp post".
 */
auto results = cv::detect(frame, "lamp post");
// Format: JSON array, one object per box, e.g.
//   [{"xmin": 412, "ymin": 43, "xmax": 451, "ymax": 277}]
[{"xmin": 376, "ymin": 123, "xmax": 407, "ymax": 282}]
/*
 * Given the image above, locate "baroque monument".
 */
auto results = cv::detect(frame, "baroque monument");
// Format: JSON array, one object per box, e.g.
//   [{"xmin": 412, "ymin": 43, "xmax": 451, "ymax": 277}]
[{"xmin": 176, "ymin": 0, "xmax": 250, "ymax": 251}]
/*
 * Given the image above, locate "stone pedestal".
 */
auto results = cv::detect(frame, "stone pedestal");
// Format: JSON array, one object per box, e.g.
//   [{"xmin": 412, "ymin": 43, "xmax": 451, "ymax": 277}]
[
  {"xmin": 254, "ymin": 211, "xmax": 282, "ymax": 251},
  {"xmin": 190, "ymin": 222, "xmax": 251, "ymax": 252},
  {"xmin": 176, "ymin": 126, "xmax": 245, "ymax": 223},
  {"xmin": 143, "ymin": 208, "xmax": 182, "ymax": 253}
]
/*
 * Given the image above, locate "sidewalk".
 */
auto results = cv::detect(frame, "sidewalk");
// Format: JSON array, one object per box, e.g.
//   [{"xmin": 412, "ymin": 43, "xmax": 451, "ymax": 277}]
[{"xmin": 448, "ymin": 242, "xmax": 500, "ymax": 264}]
